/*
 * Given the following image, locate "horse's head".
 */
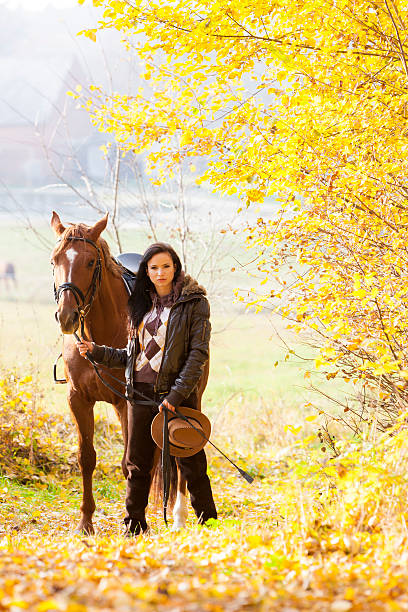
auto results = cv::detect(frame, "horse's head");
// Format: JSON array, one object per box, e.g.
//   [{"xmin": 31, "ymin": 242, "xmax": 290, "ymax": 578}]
[{"xmin": 50, "ymin": 211, "xmax": 108, "ymax": 334}]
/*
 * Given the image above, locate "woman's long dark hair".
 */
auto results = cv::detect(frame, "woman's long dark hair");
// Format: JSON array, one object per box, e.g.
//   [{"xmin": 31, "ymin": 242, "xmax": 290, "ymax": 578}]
[{"xmin": 128, "ymin": 242, "xmax": 182, "ymax": 335}]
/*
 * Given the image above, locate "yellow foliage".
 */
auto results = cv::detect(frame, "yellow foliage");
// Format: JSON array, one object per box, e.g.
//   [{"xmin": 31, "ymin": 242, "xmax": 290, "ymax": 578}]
[
  {"xmin": 77, "ymin": 2, "xmax": 408, "ymax": 419},
  {"xmin": 1, "ymin": 423, "xmax": 408, "ymax": 608},
  {"xmin": 0, "ymin": 368, "xmax": 123, "ymax": 481}
]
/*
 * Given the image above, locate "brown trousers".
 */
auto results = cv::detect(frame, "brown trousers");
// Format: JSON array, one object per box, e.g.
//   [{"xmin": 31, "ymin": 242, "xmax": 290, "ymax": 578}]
[{"xmin": 124, "ymin": 382, "xmax": 217, "ymax": 532}]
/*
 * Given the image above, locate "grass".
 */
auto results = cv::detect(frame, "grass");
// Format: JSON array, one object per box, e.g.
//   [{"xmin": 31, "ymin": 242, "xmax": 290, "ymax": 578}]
[
  {"xmin": 208, "ymin": 314, "xmax": 314, "ymax": 404},
  {"xmin": 0, "ymin": 473, "xmax": 123, "ymax": 508},
  {"xmin": 0, "ymin": 300, "xmax": 68, "ymax": 410}
]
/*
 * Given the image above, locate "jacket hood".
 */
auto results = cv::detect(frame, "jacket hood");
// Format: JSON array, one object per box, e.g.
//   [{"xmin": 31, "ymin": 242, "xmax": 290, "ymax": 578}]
[{"xmin": 180, "ymin": 274, "xmax": 207, "ymax": 298}]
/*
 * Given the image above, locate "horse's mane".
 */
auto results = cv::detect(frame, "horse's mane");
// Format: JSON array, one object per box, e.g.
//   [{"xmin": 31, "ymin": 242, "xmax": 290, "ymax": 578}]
[{"xmin": 53, "ymin": 223, "xmax": 124, "ymax": 278}]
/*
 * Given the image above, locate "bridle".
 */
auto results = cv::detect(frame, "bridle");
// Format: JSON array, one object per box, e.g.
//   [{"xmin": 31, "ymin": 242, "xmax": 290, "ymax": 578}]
[{"xmin": 53, "ymin": 236, "xmax": 102, "ymax": 335}]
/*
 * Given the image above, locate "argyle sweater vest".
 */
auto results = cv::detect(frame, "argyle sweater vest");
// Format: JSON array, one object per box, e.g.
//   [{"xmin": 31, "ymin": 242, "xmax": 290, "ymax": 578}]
[{"xmin": 134, "ymin": 304, "xmax": 171, "ymax": 384}]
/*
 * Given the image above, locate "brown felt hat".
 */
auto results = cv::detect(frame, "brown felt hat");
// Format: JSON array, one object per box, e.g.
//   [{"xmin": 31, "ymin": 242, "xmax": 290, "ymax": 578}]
[{"xmin": 151, "ymin": 406, "xmax": 211, "ymax": 457}]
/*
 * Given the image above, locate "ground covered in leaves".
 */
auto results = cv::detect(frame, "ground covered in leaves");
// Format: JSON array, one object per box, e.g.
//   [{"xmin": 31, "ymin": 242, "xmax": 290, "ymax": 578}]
[{"xmin": 2, "ymin": 372, "xmax": 408, "ymax": 610}]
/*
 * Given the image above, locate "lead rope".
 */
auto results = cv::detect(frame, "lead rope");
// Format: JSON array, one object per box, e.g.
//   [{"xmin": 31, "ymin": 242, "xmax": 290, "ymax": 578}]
[{"xmin": 162, "ymin": 407, "xmax": 170, "ymax": 526}]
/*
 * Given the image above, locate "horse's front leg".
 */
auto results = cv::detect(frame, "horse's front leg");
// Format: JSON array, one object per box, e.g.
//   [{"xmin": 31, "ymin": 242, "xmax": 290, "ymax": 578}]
[
  {"xmin": 68, "ymin": 389, "xmax": 96, "ymax": 535},
  {"xmin": 172, "ymin": 471, "xmax": 188, "ymax": 531}
]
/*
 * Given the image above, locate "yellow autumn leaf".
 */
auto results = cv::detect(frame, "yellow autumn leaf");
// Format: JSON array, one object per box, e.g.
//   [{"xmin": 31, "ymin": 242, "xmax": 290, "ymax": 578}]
[
  {"xmin": 180, "ymin": 131, "xmax": 193, "ymax": 147},
  {"xmin": 37, "ymin": 600, "xmax": 61, "ymax": 612}
]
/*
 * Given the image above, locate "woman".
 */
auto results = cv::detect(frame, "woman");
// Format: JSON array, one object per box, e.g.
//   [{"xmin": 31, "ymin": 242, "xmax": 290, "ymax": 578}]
[{"xmin": 76, "ymin": 243, "xmax": 217, "ymax": 535}]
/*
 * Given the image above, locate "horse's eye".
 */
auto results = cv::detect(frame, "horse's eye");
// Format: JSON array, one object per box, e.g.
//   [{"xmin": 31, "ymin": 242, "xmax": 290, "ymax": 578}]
[{"xmin": 87, "ymin": 260, "xmax": 95, "ymax": 268}]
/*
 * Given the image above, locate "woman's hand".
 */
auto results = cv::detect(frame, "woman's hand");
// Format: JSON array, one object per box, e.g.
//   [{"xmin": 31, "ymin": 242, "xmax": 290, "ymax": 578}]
[
  {"xmin": 76, "ymin": 337, "xmax": 94, "ymax": 358},
  {"xmin": 159, "ymin": 398, "xmax": 176, "ymax": 413}
]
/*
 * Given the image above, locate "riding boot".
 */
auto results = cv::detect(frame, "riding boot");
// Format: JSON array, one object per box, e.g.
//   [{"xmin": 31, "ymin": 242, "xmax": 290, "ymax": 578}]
[
  {"xmin": 177, "ymin": 449, "xmax": 218, "ymax": 524},
  {"xmin": 123, "ymin": 518, "xmax": 148, "ymax": 537}
]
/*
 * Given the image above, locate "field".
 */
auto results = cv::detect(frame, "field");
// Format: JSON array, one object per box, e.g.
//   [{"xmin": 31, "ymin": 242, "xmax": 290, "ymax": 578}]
[{"xmin": 1, "ymin": 216, "xmax": 407, "ymax": 611}]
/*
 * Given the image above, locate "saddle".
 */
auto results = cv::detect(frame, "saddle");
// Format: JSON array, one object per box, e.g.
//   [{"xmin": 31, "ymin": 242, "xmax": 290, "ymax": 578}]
[{"xmin": 115, "ymin": 252, "xmax": 142, "ymax": 296}]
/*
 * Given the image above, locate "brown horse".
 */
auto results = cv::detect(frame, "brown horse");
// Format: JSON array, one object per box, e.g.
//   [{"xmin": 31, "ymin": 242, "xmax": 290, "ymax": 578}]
[{"xmin": 50, "ymin": 211, "xmax": 208, "ymax": 534}]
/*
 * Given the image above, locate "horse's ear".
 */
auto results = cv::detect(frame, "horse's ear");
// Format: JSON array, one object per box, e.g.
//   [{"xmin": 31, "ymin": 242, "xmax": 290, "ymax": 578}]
[
  {"xmin": 87, "ymin": 213, "xmax": 109, "ymax": 242},
  {"xmin": 50, "ymin": 211, "xmax": 66, "ymax": 236}
]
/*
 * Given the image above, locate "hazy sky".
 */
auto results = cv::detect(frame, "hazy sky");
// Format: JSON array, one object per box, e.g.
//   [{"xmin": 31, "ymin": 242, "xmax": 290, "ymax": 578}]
[{"xmin": 3, "ymin": 0, "xmax": 77, "ymax": 9}]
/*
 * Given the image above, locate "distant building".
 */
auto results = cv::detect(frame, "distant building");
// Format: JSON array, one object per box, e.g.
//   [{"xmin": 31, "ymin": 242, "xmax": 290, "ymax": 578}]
[{"xmin": 0, "ymin": 56, "xmax": 106, "ymax": 188}]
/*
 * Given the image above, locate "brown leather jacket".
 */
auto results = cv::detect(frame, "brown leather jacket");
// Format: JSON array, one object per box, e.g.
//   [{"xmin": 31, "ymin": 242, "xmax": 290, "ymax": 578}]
[{"xmin": 91, "ymin": 275, "xmax": 211, "ymax": 407}]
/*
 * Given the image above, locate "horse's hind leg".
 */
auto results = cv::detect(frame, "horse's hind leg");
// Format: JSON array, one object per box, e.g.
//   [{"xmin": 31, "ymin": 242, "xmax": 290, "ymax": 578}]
[
  {"xmin": 172, "ymin": 471, "xmax": 188, "ymax": 531},
  {"xmin": 69, "ymin": 391, "xmax": 96, "ymax": 535}
]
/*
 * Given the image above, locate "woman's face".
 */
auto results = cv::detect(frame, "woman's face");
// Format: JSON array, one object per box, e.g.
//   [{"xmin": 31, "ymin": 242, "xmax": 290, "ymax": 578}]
[{"xmin": 146, "ymin": 251, "xmax": 176, "ymax": 296}]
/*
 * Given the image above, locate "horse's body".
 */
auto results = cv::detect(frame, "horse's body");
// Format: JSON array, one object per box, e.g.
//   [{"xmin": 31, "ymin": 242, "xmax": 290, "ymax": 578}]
[
  {"xmin": 50, "ymin": 212, "xmax": 204, "ymax": 533},
  {"xmin": 0, "ymin": 261, "xmax": 17, "ymax": 290}
]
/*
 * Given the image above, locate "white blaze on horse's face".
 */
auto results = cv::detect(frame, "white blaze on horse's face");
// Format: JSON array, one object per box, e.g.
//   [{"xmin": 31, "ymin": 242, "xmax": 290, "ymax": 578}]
[
  {"xmin": 54, "ymin": 244, "xmax": 88, "ymax": 335},
  {"xmin": 52, "ymin": 246, "xmax": 81, "ymax": 288},
  {"xmin": 65, "ymin": 248, "xmax": 79, "ymax": 283}
]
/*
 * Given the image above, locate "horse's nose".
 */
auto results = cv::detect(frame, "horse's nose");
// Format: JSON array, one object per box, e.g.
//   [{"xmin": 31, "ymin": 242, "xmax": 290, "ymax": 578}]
[
  {"xmin": 57, "ymin": 309, "xmax": 79, "ymax": 334},
  {"xmin": 72, "ymin": 310, "xmax": 79, "ymax": 328}
]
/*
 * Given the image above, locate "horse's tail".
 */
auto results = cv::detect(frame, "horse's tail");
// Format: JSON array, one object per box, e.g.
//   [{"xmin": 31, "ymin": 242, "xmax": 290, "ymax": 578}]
[{"xmin": 150, "ymin": 446, "xmax": 178, "ymax": 510}]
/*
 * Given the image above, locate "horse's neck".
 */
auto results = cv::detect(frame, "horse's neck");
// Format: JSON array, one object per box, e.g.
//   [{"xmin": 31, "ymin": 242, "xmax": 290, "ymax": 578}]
[{"xmin": 84, "ymin": 271, "xmax": 128, "ymax": 347}]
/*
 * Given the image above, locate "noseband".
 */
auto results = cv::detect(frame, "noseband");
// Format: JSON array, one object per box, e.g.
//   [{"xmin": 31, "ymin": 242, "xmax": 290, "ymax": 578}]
[{"xmin": 53, "ymin": 236, "xmax": 102, "ymax": 332}]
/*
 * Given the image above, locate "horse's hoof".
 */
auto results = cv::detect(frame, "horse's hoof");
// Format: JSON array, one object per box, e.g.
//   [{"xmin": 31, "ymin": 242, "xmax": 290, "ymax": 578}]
[
  {"xmin": 171, "ymin": 521, "xmax": 186, "ymax": 532},
  {"xmin": 75, "ymin": 521, "xmax": 95, "ymax": 535}
]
